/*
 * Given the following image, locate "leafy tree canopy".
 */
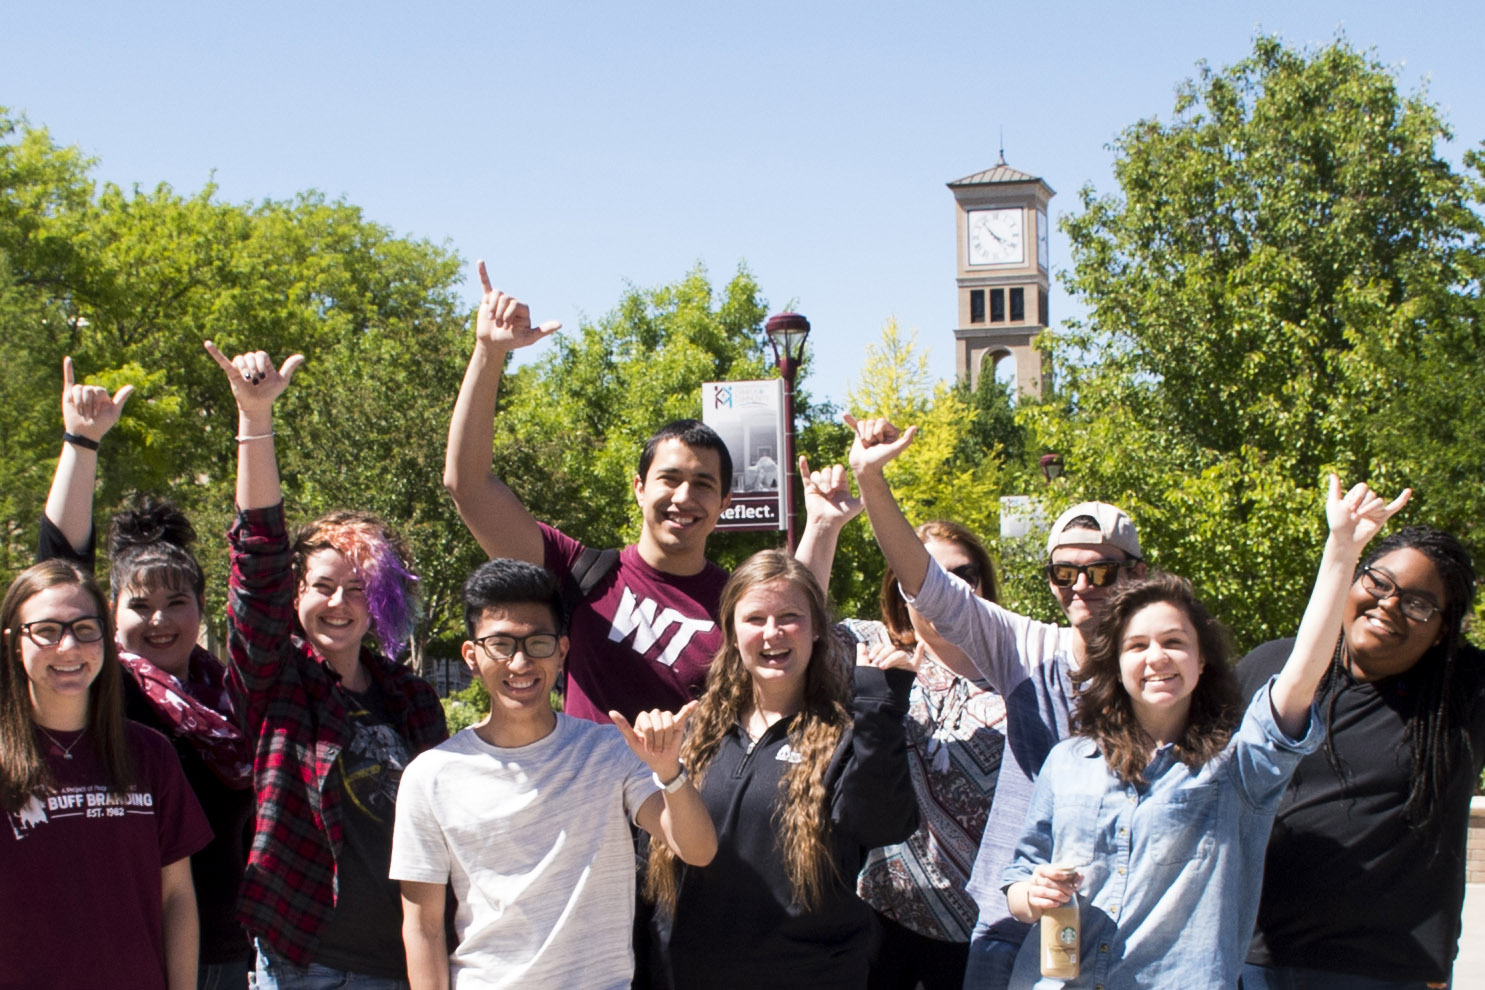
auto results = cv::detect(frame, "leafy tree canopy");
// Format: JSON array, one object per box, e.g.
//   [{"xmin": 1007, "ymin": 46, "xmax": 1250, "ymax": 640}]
[{"xmin": 1037, "ymin": 35, "xmax": 1485, "ymax": 649}]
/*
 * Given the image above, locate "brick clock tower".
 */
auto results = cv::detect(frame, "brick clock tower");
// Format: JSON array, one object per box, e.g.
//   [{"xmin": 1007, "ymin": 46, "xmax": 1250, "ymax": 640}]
[{"xmin": 948, "ymin": 157, "xmax": 1054, "ymax": 398}]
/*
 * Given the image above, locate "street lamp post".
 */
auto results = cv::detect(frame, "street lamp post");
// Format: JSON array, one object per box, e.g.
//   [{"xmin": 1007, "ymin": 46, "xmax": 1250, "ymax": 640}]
[
  {"xmin": 765, "ymin": 312, "xmax": 811, "ymax": 551},
  {"xmin": 1039, "ymin": 452, "xmax": 1064, "ymax": 483}
]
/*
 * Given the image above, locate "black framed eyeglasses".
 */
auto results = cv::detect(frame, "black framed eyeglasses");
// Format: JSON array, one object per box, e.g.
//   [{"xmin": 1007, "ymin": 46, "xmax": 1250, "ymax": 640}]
[
  {"xmin": 1044, "ymin": 560, "xmax": 1135, "ymax": 589},
  {"xmin": 20, "ymin": 617, "xmax": 106, "ymax": 647},
  {"xmin": 472, "ymin": 632, "xmax": 560, "ymax": 661},
  {"xmin": 1358, "ymin": 566, "xmax": 1442, "ymax": 624}
]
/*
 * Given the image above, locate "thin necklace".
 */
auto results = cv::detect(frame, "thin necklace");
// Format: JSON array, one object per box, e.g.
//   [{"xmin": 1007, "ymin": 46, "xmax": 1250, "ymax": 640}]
[{"xmin": 36, "ymin": 725, "xmax": 83, "ymax": 760}]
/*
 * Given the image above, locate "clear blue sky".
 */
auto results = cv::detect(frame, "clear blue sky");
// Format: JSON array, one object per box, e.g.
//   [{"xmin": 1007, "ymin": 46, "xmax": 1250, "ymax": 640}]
[{"xmin": 5, "ymin": 0, "xmax": 1482, "ymax": 405}]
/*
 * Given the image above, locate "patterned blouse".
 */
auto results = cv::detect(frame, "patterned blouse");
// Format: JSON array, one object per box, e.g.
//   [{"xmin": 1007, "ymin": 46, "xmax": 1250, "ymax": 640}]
[{"xmin": 848, "ymin": 618, "xmax": 1007, "ymax": 942}]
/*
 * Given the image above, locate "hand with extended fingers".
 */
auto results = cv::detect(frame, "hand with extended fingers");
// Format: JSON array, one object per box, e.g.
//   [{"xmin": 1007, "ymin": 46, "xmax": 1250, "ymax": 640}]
[
  {"xmin": 61, "ymin": 357, "xmax": 133, "ymax": 443},
  {"xmin": 843, "ymin": 413, "xmax": 918, "ymax": 476},
  {"xmin": 1325, "ymin": 475, "xmax": 1410, "ymax": 552},
  {"xmin": 855, "ymin": 640, "xmax": 920, "ymax": 674},
  {"xmin": 799, "ymin": 454, "xmax": 863, "ymax": 528},
  {"xmin": 203, "ymin": 341, "xmax": 304, "ymax": 416},
  {"xmin": 609, "ymin": 700, "xmax": 697, "ymax": 780},
  {"xmin": 475, "ymin": 260, "xmax": 562, "ymax": 352}
]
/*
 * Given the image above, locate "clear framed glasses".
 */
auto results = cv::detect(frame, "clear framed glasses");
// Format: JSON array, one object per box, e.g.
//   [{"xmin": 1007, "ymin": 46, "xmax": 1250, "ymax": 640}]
[
  {"xmin": 472, "ymin": 632, "xmax": 560, "ymax": 661},
  {"xmin": 1044, "ymin": 560, "xmax": 1135, "ymax": 589},
  {"xmin": 1358, "ymin": 566, "xmax": 1442, "ymax": 624},
  {"xmin": 20, "ymin": 617, "xmax": 106, "ymax": 647}
]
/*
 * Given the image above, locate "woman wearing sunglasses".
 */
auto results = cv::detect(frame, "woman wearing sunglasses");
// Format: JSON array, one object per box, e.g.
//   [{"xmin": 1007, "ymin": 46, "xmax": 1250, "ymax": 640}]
[
  {"xmin": 839, "ymin": 517, "xmax": 1009, "ymax": 990},
  {"xmin": 0, "ymin": 559, "xmax": 211, "ymax": 989},
  {"xmin": 1237, "ymin": 526, "xmax": 1483, "ymax": 990}
]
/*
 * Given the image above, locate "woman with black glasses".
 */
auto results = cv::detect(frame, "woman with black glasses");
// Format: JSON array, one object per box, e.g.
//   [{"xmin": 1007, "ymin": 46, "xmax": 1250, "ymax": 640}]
[
  {"xmin": 0, "ymin": 559, "xmax": 211, "ymax": 989},
  {"xmin": 1237, "ymin": 526, "xmax": 1483, "ymax": 990}
]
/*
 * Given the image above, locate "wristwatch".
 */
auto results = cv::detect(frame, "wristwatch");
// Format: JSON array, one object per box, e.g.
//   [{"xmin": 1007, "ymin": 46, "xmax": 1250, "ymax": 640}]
[{"xmin": 653, "ymin": 765, "xmax": 689, "ymax": 793}]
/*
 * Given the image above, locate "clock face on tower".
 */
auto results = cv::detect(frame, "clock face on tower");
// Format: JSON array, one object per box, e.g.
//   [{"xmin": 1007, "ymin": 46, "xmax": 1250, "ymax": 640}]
[{"xmin": 967, "ymin": 208, "xmax": 1024, "ymax": 266}]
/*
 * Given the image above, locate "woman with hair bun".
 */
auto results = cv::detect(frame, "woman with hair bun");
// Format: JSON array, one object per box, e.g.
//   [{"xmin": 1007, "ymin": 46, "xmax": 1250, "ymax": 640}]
[
  {"xmin": 646, "ymin": 549, "xmax": 919, "ymax": 990},
  {"xmin": 40, "ymin": 357, "xmax": 255, "ymax": 988},
  {"xmin": 205, "ymin": 342, "xmax": 445, "ymax": 990}
]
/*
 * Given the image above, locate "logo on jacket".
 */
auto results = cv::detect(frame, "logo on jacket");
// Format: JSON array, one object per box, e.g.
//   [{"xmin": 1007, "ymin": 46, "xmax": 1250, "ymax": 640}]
[{"xmin": 775, "ymin": 744, "xmax": 803, "ymax": 764}]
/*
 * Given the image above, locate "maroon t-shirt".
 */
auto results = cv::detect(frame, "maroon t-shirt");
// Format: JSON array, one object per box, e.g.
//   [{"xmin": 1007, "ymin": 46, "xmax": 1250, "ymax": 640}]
[
  {"xmin": 1, "ymin": 721, "xmax": 212, "ymax": 990},
  {"xmin": 541, "ymin": 523, "xmax": 728, "ymax": 724}
]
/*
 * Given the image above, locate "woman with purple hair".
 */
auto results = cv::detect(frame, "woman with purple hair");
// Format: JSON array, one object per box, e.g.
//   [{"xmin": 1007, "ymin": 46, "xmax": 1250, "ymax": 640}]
[{"xmin": 206, "ymin": 341, "xmax": 446, "ymax": 990}]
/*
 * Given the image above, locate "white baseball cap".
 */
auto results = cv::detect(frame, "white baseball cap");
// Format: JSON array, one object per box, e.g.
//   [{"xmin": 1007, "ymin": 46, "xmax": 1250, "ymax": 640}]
[{"xmin": 1045, "ymin": 501, "xmax": 1141, "ymax": 559}]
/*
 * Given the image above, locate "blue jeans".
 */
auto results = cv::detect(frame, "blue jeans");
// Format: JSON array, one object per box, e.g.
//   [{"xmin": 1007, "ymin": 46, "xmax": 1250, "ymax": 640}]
[
  {"xmin": 250, "ymin": 941, "xmax": 410, "ymax": 990},
  {"xmin": 200, "ymin": 956, "xmax": 252, "ymax": 990},
  {"xmin": 1240, "ymin": 963, "xmax": 1444, "ymax": 990},
  {"xmin": 962, "ymin": 928, "xmax": 1020, "ymax": 990}
]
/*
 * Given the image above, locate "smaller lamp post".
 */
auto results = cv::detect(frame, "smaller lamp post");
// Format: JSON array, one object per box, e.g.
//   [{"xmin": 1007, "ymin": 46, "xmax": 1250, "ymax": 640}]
[
  {"xmin": 765, "ymin": 312, "xmax": 811, "ymax": 550},
  {"xmin": 1039, "ymin": 452, "xmax": 1064, "ymax": 483}
]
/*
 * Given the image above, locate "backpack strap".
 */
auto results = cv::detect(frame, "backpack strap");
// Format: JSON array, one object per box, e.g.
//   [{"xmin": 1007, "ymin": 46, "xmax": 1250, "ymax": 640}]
[{"xmin": 555, "ymin": 546, "xmax": 621, "ymax": 703}]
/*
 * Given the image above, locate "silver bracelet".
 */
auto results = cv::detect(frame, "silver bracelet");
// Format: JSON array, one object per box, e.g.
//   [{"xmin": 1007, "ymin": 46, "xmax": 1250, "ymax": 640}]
[{"xmin": 236, "ymin": 432, "xmax": 276, "ymax": 443}]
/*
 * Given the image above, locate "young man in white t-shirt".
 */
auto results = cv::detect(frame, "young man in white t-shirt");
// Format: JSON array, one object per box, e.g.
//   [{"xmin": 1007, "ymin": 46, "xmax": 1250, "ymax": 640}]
[{"xmin": 390, "ymin": 559, "xmax": 717, "ymax": 990}]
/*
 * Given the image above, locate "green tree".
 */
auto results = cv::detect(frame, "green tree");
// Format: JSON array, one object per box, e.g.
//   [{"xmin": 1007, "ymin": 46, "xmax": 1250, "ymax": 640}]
[
  {"xmin": 1040, "ymin": 35, "xmax": 1485, "ymax": 650},
  {"xmin": 0, "ymin": 111, "xmax": 476, "ymax": 674},
  {"xmin": 831, "ymin": 321, "xmax": 1015, "ymax": 622}
]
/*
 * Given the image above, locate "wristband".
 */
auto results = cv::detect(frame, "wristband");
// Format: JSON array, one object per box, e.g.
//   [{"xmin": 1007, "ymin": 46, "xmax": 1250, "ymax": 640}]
[
  {"xmin": 653, "ymin": 765, "xmax": 689, "ymax": 794},
  {"xmin": 62, "ymin": 432, "xmax": 100, "ymax": 451},
  {"xmin": 236, "ymin": 432, "xmax": 276, "ymax": 443}
]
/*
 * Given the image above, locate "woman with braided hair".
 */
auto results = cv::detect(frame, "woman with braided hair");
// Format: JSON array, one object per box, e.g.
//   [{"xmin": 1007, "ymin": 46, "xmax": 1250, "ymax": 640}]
[{"xmin": 1238, "ymin": 525, "xmax": 1483, "ymax": 990}]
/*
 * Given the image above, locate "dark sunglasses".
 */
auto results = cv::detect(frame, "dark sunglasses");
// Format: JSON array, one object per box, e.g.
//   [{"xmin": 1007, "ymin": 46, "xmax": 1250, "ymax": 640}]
[
  {"xmin": 947, "ymin": 563, "xmax": 982, "ymax": 590},
  {"xmin": 1044, "ymin": 560, "xmax": 1135, "ymax": 589}
]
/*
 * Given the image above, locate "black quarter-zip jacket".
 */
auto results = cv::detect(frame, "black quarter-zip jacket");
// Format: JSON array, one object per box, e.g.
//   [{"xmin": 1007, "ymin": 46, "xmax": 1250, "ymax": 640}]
[{"xmin": 657, "ymin": 665, "xmax": 918, "ymax": 989}]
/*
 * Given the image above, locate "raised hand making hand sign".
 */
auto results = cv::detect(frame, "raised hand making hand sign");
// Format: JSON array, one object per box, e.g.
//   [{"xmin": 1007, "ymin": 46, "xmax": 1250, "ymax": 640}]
[{"xmin": 475, "ymin": 259, "xmax": 562, "ymax": 352}]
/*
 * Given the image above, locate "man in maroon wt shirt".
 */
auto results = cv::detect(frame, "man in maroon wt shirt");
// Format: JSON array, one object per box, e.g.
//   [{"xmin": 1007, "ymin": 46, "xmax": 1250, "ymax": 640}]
[{"xmin": 444, "ymin": 260, "xmax": 853, "ymax": 725}]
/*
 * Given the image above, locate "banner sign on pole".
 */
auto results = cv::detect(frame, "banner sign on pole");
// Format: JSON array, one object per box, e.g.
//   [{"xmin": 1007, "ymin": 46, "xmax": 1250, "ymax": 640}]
[{"xmin": 702, "ymin": 379, "xmax": 787, "ymax": 532}]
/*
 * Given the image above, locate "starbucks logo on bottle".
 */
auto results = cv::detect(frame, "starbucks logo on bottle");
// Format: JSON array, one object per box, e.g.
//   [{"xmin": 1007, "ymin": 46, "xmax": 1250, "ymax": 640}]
[{"xmin": 1057, "ymin": 926, "xmax": 1077, "ymax": 947}]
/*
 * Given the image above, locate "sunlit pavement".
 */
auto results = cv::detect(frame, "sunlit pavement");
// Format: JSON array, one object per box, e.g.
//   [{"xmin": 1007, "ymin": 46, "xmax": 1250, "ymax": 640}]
[{"xmin": 1458, "ymin": 884, "xmax": 1484, "ymax": 989}]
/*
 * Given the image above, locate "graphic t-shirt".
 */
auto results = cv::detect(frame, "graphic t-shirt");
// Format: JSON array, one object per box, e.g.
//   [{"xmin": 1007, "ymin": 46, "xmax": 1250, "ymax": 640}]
[
  {"xmin": 0, "ymin": 721, "xmax": 212, "ymax": 990},
  {"xmin": 313, "ymin": 684, "xmax": 414, "ymax": 978},
  {"xmin": 541, "ymin": 523, "xmax": 728, "ymax": 723}
]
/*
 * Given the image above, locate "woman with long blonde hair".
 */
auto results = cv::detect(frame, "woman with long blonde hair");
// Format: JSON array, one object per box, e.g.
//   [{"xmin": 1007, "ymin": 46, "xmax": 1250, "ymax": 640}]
[{"xmin": 647, "ymin": 550, "xmax": 918, "ymax": 989}]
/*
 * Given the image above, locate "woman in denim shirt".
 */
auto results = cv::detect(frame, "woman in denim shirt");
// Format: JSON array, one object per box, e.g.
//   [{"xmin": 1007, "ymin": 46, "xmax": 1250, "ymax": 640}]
[{"xmin": 1002, "ymin": 478, "xmax": 1408, "ymax": 990}]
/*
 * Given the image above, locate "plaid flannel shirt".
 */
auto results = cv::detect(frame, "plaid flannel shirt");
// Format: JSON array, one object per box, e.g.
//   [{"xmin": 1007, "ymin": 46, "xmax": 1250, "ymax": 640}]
[{"xmin": 227, "ymin": 503, "xmax": 447, "ymax": 966}]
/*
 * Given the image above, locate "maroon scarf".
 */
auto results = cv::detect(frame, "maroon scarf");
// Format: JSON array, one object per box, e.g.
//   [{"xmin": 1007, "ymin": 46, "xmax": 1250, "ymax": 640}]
[{"xmin": 120, "ymin": 645, "xmax": 254, "ymax": 790}]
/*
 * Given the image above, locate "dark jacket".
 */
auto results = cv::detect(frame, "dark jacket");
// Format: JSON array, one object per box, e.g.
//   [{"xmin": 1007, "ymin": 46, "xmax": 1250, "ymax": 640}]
[{"xmin": 659, "ymin": 665, "xmax": 918, "ymax": 990}]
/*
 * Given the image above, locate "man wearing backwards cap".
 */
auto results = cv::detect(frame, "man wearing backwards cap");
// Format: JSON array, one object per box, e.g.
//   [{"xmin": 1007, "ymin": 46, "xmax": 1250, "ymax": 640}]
[{"xmin": 846, "ymin": 415, "xmax": 1145, "ymax": 990}]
